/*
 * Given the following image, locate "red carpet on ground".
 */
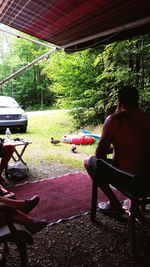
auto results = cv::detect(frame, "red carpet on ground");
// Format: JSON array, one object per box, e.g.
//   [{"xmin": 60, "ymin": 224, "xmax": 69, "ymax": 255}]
[{"xmin": 8, "ymin": 172, "xmax": 125, "ymax": 224}]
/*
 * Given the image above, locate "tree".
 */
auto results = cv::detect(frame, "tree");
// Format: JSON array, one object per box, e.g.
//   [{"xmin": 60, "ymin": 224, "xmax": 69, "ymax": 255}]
[
  {"xmin": 43, "ymin": 34, "xmax": 150, "ymax": 126},
  {"xmin": 42, "ymin": 48, "xmax": 105, "ymax": 126},
  {"xmin": 0, "ymin": 30, "xmax": 55, "ymax": 109}
]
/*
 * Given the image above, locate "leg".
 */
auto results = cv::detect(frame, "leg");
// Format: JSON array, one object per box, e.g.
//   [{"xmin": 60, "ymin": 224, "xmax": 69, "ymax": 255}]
[
  {"xmin": 0, "ymin": 194, "xmax": 40, "ymax": 213},
  {"xmin": 0, "ymin": 196, "xmax": 30, "ymax": 209},
  {"xmin": 96, "ymin": 182, "xmax": 123, "ymax": 211},
  {"xmin": 0, "ymin": 144, "xmax": 15, "ymax": 185},
  {"xmin": 0, "ymin": 184, "xmax": 15, "ymax": 198},
  {"xmin": 12, "ymin": 210, "xmax": 48, "ymax": 234},
  {"xmin": 84, "ymin": 156, "xmax": 122, "ymax": 211},
  {"xmin": 0, "ymin": 197, "xmax": 48, "ymax": 233},
  {"xmin": 13, "ymin": 210, "xmax": 35, "ymax": 224},
  {"xmin": 0, "ymin": 144, "xmax": 15, "ymax": 175}
]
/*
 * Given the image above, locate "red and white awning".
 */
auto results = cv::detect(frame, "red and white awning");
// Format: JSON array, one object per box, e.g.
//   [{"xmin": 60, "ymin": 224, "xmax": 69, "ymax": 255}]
[{"xmin": 0, "ymin": 0, "xmax": 150, "ymax": 52}]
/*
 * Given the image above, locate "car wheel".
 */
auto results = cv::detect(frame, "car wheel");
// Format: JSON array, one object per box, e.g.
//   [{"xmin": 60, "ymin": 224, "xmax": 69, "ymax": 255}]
[{"xmin": 20, "ymin": 126, "xmax": 27, "ymax": 133}]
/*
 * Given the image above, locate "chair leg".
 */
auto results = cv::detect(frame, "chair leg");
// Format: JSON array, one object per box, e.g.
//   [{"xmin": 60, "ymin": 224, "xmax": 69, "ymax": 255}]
[
  {"xmin": 141, "ymin": 197, "xmax": 147, "ymax": 211},
  {"xmin": 3, "ymin": 241, "xmax": 9, "ymax": 253},
  {"xmin": 15, "ymin": 241, "xmax": 28, "ymax": 267},
  {"xmin": 130, "ymin": 200, "xmax": 137, "ymax": 257},
  {"xmin": 91, "ymin": 180, "xmax": 98, "ymax": 222}
]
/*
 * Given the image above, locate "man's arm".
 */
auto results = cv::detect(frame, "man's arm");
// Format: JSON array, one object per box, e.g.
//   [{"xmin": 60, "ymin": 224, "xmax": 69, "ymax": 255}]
[{"xmin": 95, "ymin": 115, "xmax": 114, "ymax": 158}]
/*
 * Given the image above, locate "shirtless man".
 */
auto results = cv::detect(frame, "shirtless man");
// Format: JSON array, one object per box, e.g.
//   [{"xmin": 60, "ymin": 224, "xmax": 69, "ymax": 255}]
[{"xmin": 84, "ymin": 85, "xmax": 150, "ymax": 214}]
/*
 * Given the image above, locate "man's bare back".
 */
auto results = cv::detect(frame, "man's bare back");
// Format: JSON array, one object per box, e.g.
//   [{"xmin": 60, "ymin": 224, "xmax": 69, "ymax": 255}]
[
  {"xmin": 96, "ymin": 108, "xmax": 150, "ymax": 173},
  {"xmin": 108, "ymin": 109, "xmax": 150, "ymax": 172}
]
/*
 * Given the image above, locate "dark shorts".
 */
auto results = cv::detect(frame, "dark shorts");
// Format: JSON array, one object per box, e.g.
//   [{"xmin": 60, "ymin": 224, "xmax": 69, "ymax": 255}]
[
  {"xmin": 88, "ymin": 156, "xmax": 113, "ymax": 178},
  {"xmin": 88, "ymin": 156, "xmax": 148, "ymax": 195}
]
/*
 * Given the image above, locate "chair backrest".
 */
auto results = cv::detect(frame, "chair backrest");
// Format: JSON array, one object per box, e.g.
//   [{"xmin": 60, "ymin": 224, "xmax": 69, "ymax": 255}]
[
  {"xmin": 96, "ymin": 158, "xmax": 135, "ymax": 178},
  {"xmin": 96, "ymin": 158, "xmax": 150, "ymax": 199}
]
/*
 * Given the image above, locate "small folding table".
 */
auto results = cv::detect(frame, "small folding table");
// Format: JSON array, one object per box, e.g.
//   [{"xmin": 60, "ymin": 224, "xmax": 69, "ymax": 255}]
[
  {"xmin": 4, "ymin": 139, "xmax": 32, "ymax": 178},
  {"xmin": 11, "ymin": 139, "xmax": 32, "ymax": 167}
]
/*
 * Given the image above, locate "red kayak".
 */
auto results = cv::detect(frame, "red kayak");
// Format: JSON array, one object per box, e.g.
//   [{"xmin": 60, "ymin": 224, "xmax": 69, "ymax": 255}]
[{"xmin": 61, "ymin": 134, "xmax": 95, "ymax": 145}]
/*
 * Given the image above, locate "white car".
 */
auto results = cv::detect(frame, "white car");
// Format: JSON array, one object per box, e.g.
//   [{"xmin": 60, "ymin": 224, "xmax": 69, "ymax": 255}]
[{"xmin": 0, "ymin": 96, "xmax": 28, "ymax": 133}]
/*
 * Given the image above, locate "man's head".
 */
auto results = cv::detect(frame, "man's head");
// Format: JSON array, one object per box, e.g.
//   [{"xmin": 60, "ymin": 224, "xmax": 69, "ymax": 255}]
[{"xmin": 118, "ymin": 85, "xmax": 139, "ymax": 109}]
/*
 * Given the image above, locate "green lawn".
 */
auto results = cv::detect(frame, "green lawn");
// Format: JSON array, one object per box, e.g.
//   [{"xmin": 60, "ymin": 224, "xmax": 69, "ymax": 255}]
[{"xmin": 2, "ymin": 110, "xmax": 103, "ymax": 170}]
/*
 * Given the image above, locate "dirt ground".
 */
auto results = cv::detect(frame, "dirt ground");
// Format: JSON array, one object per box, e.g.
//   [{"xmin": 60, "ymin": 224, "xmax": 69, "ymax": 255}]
[{"xmin": 3, "ymin": 158, "xmax": 150, "ymax": 266}]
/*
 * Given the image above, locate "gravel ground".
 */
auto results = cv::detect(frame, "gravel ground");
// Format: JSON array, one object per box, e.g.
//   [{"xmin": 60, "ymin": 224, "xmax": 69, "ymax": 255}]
[{"xmin": 2, "ymin": 160, "xmax": 150, "ymax": 267}]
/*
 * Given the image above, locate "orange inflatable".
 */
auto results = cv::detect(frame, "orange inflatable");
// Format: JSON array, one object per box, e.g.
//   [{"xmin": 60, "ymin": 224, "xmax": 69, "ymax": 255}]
[{"xmin": 61, "ymin": 134, "xmax": 95, "ymax": 145}]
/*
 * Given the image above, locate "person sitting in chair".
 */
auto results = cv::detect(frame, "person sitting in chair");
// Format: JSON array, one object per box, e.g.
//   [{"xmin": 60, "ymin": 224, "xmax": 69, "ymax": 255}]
[
  {"xmin": 0, "ymin": 194, "xmax": 48, "ymax": 234},
  {"xmin": 0, "ymin": 142, "xmax": 15, "ymax": 187},
  {"xmin": 84, "ymin": 85, "xmax": 150, "ymax": 215}
]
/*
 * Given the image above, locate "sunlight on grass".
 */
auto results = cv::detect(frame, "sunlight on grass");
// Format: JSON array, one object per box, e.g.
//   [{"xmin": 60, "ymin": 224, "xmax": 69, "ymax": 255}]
[
  {"xmin": 46, "ymin": 153, "xmax": 84, "ymax": 170},
  {"xmin": 28, "ymin": 110, "xmax": 75, "ymax": 139},
  {"xmin": 2, "ymin": 110, "xmax": 103, "ymax": 170}
]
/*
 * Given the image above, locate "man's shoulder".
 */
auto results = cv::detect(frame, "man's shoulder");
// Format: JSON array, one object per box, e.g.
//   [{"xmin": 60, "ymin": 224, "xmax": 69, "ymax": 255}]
[
  {"xmin": 105, "ymin": 112, "xmax": 121, "ymax": 122},
  {"xmin": 104, "ymin": 113, "xmax": 119, "ymax": 129}
]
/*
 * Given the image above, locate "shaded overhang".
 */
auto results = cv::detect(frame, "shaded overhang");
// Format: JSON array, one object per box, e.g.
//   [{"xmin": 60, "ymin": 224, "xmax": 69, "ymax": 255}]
[{"xmin": 0, "ymin": 0, "xmax": 150, "ymax": 53}]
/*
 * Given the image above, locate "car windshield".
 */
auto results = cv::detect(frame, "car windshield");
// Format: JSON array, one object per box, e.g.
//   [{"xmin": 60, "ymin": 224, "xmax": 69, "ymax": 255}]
[{"xmin": 0, "ymin": 97, "xmax": 20, "ymax": 108}]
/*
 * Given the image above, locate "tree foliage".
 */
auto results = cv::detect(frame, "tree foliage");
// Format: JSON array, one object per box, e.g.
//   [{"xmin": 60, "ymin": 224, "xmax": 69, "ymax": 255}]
[
  {"xmin": 0, "ymin": 31, "xmax": 55, "ymax": 109},
  {"xmin": 0, "ymin": 28, "xmax": 150, "ymax": 126},
  {"xmin": 42, "ymin": 34, "xmax": 150, "ymax": 126}
]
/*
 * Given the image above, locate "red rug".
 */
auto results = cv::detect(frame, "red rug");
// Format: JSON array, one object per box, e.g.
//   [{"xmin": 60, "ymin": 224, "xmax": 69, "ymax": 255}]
[{"xmin": 8, "ymin": 172, "xmax": 125, "ymax": 224}]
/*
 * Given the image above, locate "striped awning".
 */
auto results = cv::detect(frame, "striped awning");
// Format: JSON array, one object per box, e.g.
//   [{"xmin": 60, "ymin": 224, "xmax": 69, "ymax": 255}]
[{"xmin": 0, "ymin": 0, "xmax": 150, "ymax": 52}]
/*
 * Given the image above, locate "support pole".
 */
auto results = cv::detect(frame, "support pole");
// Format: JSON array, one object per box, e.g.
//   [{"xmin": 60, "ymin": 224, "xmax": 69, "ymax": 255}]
[{"xmin": 0, "ymin": 48, "xmax": 56, "ymax": 86}]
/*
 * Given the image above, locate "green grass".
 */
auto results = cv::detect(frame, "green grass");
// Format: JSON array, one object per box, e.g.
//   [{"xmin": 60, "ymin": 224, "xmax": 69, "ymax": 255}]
[{"xmin": 2, "ymin": 110, "xmax": 103, "ymax": 170}]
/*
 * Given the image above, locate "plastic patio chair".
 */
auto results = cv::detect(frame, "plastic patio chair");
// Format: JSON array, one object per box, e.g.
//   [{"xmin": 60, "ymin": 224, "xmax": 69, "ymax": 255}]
[
  {"xmin": 90, "ymin": 158, "xmax": 150, "ymax": 257},
  {"xmin": 0, "ymin": 204, "xmax": 34, "ymax": 267}
]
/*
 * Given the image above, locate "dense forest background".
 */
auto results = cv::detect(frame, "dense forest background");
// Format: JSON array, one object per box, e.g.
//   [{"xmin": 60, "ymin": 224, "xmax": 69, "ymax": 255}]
[{"xmin": 0, "ymin": 25, "xmax": 150, "ymax": 127}]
